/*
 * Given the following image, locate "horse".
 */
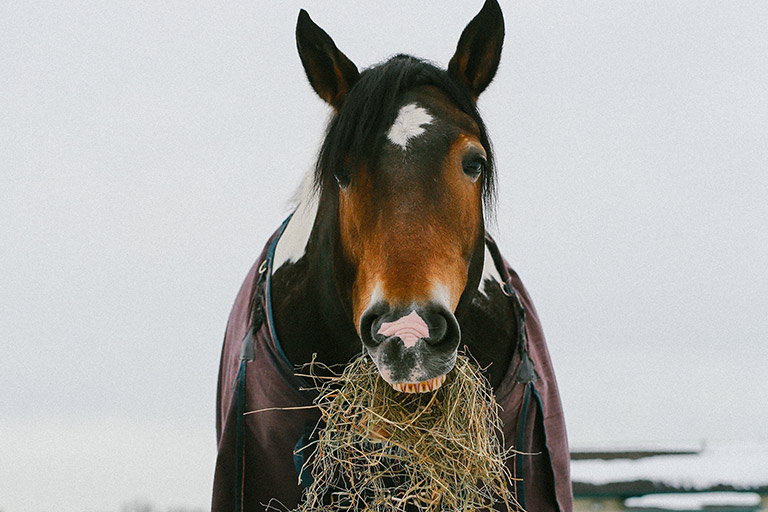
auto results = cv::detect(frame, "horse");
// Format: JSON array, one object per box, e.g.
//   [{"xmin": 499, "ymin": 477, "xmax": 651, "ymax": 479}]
[{"xmin": 212, "ymin": 1, "xmax": 572, "ymax": 511}]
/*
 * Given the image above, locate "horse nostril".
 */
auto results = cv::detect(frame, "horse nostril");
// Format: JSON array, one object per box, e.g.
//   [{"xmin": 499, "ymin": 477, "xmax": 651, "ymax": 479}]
[
  {"xmin": 425, "ymin": 308, "xmax": 460, "ymax": 350},
  {"xmin": 424, "ymin": 314, "xmax": 447, "ymax": 345},
  {"xmin": 359, "ymin": 305, "xmax": 385, "ymax": 348}
]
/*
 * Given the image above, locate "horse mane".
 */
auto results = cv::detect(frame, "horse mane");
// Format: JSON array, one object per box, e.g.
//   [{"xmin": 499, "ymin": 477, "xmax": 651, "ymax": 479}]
[{"xmin": 313, "ymin": 54, "xmax": 497, "ymax": 216}]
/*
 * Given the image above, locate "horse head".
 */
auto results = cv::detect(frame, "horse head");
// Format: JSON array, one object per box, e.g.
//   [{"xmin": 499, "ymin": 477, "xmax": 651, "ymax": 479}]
[{"xmin": 292, "ymin": 0, "xmax": 504, "ymax": 392}]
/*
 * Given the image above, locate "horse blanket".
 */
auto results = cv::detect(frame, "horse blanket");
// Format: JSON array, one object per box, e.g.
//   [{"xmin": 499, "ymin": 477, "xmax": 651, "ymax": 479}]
[{"xmin": 212, "ymin": 226, "xmax": 573, "ymax": 512}]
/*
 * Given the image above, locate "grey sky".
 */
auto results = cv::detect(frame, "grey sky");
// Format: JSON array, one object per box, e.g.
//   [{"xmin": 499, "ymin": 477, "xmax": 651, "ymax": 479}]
[{"xmin": 1, "ymin": 1, "xmax": 766, "ymax": 511}]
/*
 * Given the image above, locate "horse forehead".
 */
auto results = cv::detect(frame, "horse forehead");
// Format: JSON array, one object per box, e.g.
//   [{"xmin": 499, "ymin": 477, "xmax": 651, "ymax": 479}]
[
  {"xmin": 386, "ymin": 103, "xmax": 434, "ymax": 150},
  {"xmin": 384, "ymin": 88, "xmax": 480, "ymax": 154}
]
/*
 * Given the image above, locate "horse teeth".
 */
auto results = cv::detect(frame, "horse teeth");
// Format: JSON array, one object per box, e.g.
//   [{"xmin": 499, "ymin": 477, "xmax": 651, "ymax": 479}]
[{"xmin": 390, "ymin": 374, "xmax": 446, "ymax": 394}]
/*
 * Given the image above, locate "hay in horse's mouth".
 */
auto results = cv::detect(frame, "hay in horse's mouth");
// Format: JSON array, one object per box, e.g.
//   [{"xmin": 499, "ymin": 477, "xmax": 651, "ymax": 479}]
[
  {"xmin": 295, "ymin": 354, "xmax": 520, "ymax": 512},
  {"xmin": 390, "ymin": 374, "xmax": 446, "ymax": 394}
]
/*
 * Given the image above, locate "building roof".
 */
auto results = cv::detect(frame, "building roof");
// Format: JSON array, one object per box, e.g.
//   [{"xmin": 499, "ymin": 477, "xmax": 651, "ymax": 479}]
[{"xmin": 570, "ymin": 440, "xmax": 768, "ymax": 497}]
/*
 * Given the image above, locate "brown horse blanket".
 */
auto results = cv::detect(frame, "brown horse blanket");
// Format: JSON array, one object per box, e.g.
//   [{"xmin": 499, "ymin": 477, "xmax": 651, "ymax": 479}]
[{"xmin": 212, "ymin": 228, "xmax": 573, "ymax": 511}]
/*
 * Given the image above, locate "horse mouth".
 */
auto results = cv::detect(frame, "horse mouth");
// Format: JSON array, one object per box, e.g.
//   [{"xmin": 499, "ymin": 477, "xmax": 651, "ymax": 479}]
[{"xmin": 390, "ymin": 374, "xmax": 446, "ymax": 394}]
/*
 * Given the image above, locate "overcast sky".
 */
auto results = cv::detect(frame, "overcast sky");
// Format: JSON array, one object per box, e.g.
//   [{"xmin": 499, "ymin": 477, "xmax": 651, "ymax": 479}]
[{"xmin": 1, "ymin": 1, "xmax": 766, "ymax": 512}]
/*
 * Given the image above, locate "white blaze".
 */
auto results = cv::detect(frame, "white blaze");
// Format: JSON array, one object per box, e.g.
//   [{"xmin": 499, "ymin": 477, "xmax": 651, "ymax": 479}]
[{"xmin": 386, "ymin": 103, "xmax": 433, "ymax": 150}]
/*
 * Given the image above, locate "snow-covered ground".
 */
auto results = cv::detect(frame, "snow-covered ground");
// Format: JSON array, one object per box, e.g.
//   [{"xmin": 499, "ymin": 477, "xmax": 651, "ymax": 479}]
[{"xmin": 625, "ymin": 492, "xmax": 761, "ymax": 511}]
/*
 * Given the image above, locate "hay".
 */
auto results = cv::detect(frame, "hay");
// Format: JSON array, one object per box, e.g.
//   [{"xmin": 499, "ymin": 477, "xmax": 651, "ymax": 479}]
[{"xmin": 295, "ymin": 354, "xmax": 520, "ymax": 512}]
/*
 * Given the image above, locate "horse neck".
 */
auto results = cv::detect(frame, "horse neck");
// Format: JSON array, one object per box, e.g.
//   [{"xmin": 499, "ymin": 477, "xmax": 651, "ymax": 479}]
[
  {"xmin": 270, "ymin": 179, "xmax": 361, "ymax": 370},
  {"xmin": 460, "ymin": 242, "xmax": 519, "ymax": 388}
]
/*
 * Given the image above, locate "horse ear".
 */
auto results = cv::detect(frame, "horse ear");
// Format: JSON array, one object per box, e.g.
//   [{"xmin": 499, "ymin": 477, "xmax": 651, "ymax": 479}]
[
  {"xmin": 296, "ymin": 10, "xmax": 360, "ymax": 110},
  {"xmin": 448, "ymin": 0, "xmax": 505, "ymax": 98}
]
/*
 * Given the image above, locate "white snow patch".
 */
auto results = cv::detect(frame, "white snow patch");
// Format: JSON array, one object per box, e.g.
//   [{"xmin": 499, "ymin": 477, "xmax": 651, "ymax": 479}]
[
  {"xmin": 571, "ymin": 441, "xmax": 704, "ymax": 454},
  {"xmin": 625, "ymin": 492, "xmax": 761, "ymax": 510}
]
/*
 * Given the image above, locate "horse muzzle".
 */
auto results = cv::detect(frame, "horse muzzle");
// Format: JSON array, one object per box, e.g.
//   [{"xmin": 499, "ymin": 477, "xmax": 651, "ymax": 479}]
[{"xmin": 359, "ymin": 303, "xmax": 460, "ymax": 392}]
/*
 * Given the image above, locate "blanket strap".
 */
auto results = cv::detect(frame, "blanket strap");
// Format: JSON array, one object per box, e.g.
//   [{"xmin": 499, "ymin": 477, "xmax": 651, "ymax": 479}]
[
  {"xmin": 502, "ymin": 280, "xmax": 539, "ymax": 511},
  {"xmin": 503, "ymin": 282, "xmax": 538, "ymax": 385},
  {"xmin": 233, "ymin": 262, "xmax": 268, "ymax": 512},
  {"xmin": 504, "ymin": 277, "xmax": 563, "ymax": 511},
  {"xmin": 231, "ymin": 216, "xmax": 291, "ymax": 512}
]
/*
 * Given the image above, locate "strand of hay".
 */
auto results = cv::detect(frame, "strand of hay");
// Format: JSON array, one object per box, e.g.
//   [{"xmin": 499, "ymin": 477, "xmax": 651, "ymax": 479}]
[{"xmin": 295, "ymin": 354, "xmax": 521, "ymax": 512}]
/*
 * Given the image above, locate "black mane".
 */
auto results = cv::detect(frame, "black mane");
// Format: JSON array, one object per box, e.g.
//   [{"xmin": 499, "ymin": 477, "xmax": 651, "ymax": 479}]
[{"xmin": 314, "ymin": 54, "xmax": 497, "ymax": 213}]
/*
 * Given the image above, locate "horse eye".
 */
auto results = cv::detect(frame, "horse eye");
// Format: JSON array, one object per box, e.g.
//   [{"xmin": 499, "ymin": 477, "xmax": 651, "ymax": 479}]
[
  {"xmin": 335, "ymin": 172, "xmax": 351, "ymax": 189},
  {"xmin": 463, "ymin": 157, "xmax": 486, "ymax": 179}
]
